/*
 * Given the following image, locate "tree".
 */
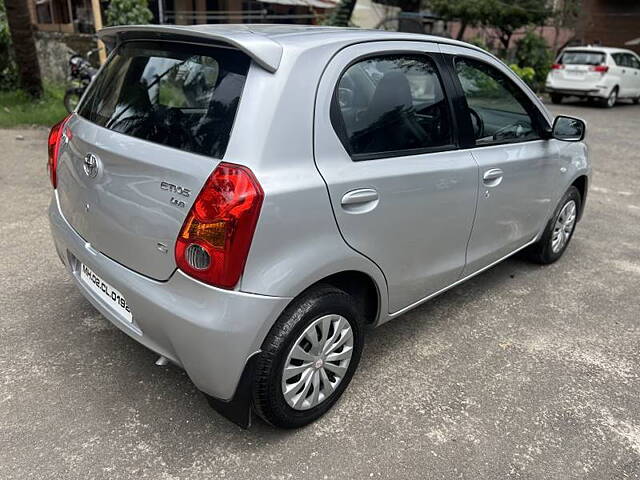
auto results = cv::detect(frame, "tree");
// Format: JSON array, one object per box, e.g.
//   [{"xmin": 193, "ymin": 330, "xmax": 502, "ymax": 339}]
[
  {"xmin": 515, "ymin": 31, "xmax": 554, "ymax": 90},
  {"xmin": 325, "ymin": 0, "xmax": 421, "ymax": 27},
  {"xmin": 106, "ymin": 0, "xmax": 153, "ymax": 26},
  {"xmin": 3, "ymin": 0, "xmax": 43, "ymax": 98},
  {"xmin": 550, "ymin": 0, "xmax": 580, "ymax": 50},
  {"xmin": 429, "ymin": 0, "xmax": 495, "ymax": 40},
  {"xmin": 0, "ymin": 0, "xmax": 18, "ymax": 90},
  {"xmin": 323, "ymin": 0, "xmax": 357, "ymax": 26},
  {"xmin": 485, "ymin": 0, "xmax": 552, "ymax": 53}
]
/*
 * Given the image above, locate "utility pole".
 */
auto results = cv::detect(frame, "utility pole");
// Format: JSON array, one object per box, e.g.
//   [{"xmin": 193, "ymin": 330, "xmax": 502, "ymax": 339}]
[
  {"xmin": 158, "ymin": 0, "xmax": 165, "ymax": 24},
  {"xmin": 91, "ymin": 0, "xmax": 107, "ymax": 64}
]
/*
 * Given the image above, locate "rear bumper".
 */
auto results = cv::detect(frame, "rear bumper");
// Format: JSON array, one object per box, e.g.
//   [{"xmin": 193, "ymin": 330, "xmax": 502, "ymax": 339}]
[
  {"xmin": 546, "ymin": 87, "xmax": 602, "ymax": 97},
  {"xmin": 48, "ymin": 193, "xmax": 291, "ymax": 402},
  {"xmin": 545, "ymin": 81, "xmax": 611, "ymax": 98}
]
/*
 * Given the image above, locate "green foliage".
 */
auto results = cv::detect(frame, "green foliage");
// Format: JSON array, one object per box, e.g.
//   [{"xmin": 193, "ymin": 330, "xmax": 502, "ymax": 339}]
[
  {"xmin": 485, "ymin": 0, "xmax": 552, "ymax": 51},
  {"xmin": 429, "ymin": 0, "xmax": 495, "ymax": 38},
  {"xmin": 105, "ymin": 0, "xmax": 153, "ymax": 26},
  {"xmin": 0, "ymin": 84, "xmax": 67, "ymax": 127},
  {"xmin": 466, "ymin": 36, "xmax": 490, "ymax": 51},
  {"xmin": 552, "ymin": 0, "xmax": 580, "ymax": 29},
  {"xmin": 514, "ymin": 32, "xmax": 553, "ymax": 90},
  {"xmin": 509, "ymin": 64, "xmax": 535, "ymax": 85},
  {"xmin": 0, "ymin": 0, "xmax": 18, "ymax": 91}
]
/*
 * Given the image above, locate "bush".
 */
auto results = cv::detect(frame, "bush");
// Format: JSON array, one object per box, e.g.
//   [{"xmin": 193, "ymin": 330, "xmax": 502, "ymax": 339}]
[
  {"xmin": 510, "ymin": 64, "xmax": 536, "ymax": 86},
  {"xmin": 0, "ymin": 0, "xmax": 18, "ymax": 91},
  {"xmin": 0, "ymin": 84, "xmax": 67, "ymax": 127},
  {"xmin": 106, "ymin": 0, "xmax": 153, "ymax": 26},
  {"xmin": 514, "ymin": 32, "xmax": 553, "ymax": 91}
]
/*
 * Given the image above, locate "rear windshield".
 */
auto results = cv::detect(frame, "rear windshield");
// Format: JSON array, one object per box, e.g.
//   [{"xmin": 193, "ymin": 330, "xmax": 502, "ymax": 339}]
[
  {"xmin": 559, "ymin": 51, "xmax": 605, "ymax": 66},
  {"xmin": 78, "ymin": 41, "xmax": 250, "ymax": 159}
]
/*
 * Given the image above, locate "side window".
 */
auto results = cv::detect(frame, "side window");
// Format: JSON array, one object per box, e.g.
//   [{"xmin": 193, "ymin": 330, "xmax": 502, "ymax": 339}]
[
  {"xmin": 455, "ymin": 58, "xmax": 541, "ymax": 146},
  {"xmin": 612, "ymin": 53, "xmax": 624, "ymax": 66},
  {"xmin": 625, "ymin": 54, "xmax": 640, "ymax": 69},
  {"xmin": 333, "ymin": 54, "xmax": 453, "ymax": 159}
]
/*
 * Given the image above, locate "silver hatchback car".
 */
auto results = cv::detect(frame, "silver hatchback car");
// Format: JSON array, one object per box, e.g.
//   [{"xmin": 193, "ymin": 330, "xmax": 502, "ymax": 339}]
[{"xmin": 48, "ymin": 25, "xmax": 590, "ymax": 428}]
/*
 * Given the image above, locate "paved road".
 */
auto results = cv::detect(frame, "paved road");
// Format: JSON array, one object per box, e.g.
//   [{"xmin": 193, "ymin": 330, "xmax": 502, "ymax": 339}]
[{"xmin": 1, "ymin": 99, "xmax": 640, "ymax": 479}]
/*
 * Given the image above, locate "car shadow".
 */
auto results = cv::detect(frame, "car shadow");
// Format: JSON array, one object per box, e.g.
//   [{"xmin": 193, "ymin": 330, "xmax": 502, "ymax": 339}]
[
  {"xmin": 30, "ymin": 252, "xmax": 544, "ymax": 443},
  {"xmin": 546, "ymin": 98, "xmax": 639, "ymax": 109}
]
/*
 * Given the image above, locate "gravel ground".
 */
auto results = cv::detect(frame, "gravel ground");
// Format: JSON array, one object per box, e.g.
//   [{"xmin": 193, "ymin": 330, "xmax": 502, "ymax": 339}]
[{"xmin": 1, "ymin": 99, "xmax": 639, "ymax": 479}]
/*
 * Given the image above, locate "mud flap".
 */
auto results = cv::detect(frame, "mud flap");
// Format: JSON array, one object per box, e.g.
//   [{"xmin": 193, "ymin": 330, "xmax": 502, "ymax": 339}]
[{"xmin": 204, "ymin": 353, "xmax": 259, "ymax": 429}]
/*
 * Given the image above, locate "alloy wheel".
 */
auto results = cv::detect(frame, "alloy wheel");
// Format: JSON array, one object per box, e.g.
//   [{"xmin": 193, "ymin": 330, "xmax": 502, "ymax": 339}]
[
  {"xmin": 551, "ymin": 200, "xmax": 577, "ymax": 253},
  {"xmin": 281, "ymin": 314, "xmax": 354, "ymax": 410}
]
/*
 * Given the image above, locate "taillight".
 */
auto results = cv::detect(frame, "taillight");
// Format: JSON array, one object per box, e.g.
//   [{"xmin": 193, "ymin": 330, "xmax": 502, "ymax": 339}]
[
  {"xmin": 47, "ymin": 114, "xmax": 72, "ymax": 188},
  {"xmin": 551, "ymin": 64, "xmax": 564, "ymax": 70},
  {"xmin": 175, "ymin": 162, "xmax": 264, "ymax": 289},
  {"xmin": 590, "ymin": 65, "xmax": 609, "ymax": 73}
]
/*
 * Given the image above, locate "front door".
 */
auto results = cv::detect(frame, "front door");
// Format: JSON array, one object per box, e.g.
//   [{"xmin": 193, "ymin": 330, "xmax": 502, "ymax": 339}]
[
  {"xmin": 444, "ymin": 50, "xmax": 561, "ymax": 275},
  {"xmin": 314, "ymin": 42, "xmax": 478, "ymax": 313}
]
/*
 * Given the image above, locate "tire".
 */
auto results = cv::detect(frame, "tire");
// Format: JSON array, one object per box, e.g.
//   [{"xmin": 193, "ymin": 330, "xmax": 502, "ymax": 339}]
[
  {"xmin": 633, "ymin": 97, "xmax": 640, "ymax": 105},
  {"xmin": 527, "ymin": 186, "xmax": 581, "ymax": 265},
  {"xmin": 63, "ymin": 88, "xmax": 82, "ymax": 113},
  {"xmin": 600, "ymin": 87, "xmax": 618, "ymax": 108},
  {"xmin": 550, "ymin": 93, "xmax": 564, "ymax": 105},
  {"xmin": 252, "ymin": 284, "xmax": 364, "ymax": 428}
]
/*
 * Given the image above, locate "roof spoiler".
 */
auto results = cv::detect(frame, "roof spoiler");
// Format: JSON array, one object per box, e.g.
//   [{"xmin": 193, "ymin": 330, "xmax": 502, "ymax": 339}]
[{"xmin": 98, "ymin": 25, "xmax": 283, "ymax": 73}]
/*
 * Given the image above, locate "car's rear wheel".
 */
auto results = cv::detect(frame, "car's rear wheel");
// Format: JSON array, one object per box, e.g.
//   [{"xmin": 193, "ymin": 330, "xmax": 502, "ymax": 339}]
[
  {"xmin": 252, "ymin": 284, "xmax": 364, "ymax": 428},
  {"xmin": 550, "ymin": 93, "xmax": 564, "ymax": 105},
  {"xmin": 527, "ymin": 186, "xmax": 581, "ymax": 264},
  {"xmin": 633, "ymin": 97, "xmax": 640, "ymax": 105},
  {"xmin": 601, "ymin": 87, "xmax": 618, "ymax": 108}
]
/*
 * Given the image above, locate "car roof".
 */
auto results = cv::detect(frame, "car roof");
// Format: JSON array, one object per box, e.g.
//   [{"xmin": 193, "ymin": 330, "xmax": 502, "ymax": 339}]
[
  {"xmin": 99, "ymin": 24, "xmax": 486, "ymax": 73},
  {"xmin": 563, "ymin": 45, "xmax": 636, "ymax": 55}
]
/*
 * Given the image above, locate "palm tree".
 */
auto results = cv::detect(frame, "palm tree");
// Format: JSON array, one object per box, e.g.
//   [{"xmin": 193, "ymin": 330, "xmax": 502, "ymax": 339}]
[{"xmin": 4, "ymin": 0, "xmax": 43, "ymax": 98}]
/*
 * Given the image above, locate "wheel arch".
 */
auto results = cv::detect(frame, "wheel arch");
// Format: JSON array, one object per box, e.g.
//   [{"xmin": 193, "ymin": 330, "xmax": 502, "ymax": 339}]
[
  {"xmin": 571, "ymin": 175, "xmax": 588, "ymax": 221},
  {"xmin": 282, "ymin": 269, "xmax": 384, "ymax": 327},
  {"xmin": 313, "ymin": 270, "xmax": 381, "ymax": 325}
]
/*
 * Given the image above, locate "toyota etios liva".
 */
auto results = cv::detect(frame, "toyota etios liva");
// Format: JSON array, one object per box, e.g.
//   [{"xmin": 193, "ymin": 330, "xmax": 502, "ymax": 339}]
[{"xmin": 48, "ymin": 25, "xmax": 590, "ymax": 428}]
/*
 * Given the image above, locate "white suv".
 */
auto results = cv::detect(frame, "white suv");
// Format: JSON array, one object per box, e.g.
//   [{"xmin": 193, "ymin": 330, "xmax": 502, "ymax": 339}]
[{"xmin": 546, "ymin": 46, "xmax": 640, "ymax": 107}]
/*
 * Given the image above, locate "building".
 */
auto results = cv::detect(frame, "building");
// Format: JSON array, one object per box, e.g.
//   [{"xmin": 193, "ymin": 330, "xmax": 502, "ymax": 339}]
[
  {"xmin": 576, "ymin": 0, "xmax": 640, "ymax": 54},
  {"xmin": 27, "ymin": 0, "xmax": 337, "ymax": 34},
  {"xmin": 28, "ymin": 0, "xmax": 97, "ymax": 33}
]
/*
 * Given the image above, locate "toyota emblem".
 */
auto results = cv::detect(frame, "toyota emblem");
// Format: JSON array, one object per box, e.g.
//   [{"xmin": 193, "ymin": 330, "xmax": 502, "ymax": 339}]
[{"xmin": 83, "ymin": 153, "xmax": 99, "ymax": 178}]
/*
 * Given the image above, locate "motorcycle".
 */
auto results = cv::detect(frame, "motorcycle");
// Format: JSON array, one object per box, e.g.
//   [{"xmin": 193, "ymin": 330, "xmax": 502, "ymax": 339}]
[{"xmin": 64, "ymin": 48, "xmax": 99, "ymax": 113}]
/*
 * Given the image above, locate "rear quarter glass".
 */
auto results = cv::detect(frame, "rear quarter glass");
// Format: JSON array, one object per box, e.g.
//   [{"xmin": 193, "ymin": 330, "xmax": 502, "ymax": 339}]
[{"xmin": 78, "ymin": 41, "xmax": 250, "ymax": 159}]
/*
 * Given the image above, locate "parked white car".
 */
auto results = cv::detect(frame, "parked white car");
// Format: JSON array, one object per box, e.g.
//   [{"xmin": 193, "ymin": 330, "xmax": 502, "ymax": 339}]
[{"xmin": 546, "ymin": 46, "xmax": 640, "ymax": 107}]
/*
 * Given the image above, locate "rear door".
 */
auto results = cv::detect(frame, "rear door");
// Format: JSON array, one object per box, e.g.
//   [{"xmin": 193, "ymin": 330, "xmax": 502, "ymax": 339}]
[
  {"xmin": 442, "ymin": 47, "xmax": 560, "ymax": 275},
  {"xmin": 314, "ymin": 41, "xmax": 478, "ymax": 313},
  {"xmin": 56, "ymin": 40, "xmax": 249, "ymax": 279}
]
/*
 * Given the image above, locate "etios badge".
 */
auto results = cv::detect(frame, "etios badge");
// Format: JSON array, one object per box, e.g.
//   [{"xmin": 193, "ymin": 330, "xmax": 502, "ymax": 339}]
[{"xmin": 83, "ymin": 153, "xmax": 100, "ymax": 178}]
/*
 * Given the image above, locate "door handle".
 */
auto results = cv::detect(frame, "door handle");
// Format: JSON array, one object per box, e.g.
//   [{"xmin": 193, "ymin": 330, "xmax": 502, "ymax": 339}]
[
  {"xmin": 483, "ymin": 168, "xmax": 504, "ymax": 187},
  {"xmin": 341, "ymin": 188, "xmax": 379, "ymax": 205}
]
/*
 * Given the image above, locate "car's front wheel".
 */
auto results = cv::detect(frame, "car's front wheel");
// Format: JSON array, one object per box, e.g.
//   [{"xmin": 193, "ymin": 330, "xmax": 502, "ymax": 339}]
[
  {"xmin": 527, "ymin": 186, "xmax": 581, "ymax": 264},
  {"xmin": 252, "ymin": 284, "xmax": 364, "ymax": 428}
]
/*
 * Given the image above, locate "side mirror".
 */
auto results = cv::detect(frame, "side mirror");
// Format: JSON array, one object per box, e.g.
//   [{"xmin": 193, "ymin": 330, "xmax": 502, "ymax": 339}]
[{"xmin": 552, "ymin": 115, "xmax": 586, "ymax": 142}]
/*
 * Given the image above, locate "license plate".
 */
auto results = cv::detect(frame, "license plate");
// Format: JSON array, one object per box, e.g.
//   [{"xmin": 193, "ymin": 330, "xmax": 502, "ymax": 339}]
[{"xmin": 80, "ymin": 263, "xmax": 133, "ymax": 323}]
